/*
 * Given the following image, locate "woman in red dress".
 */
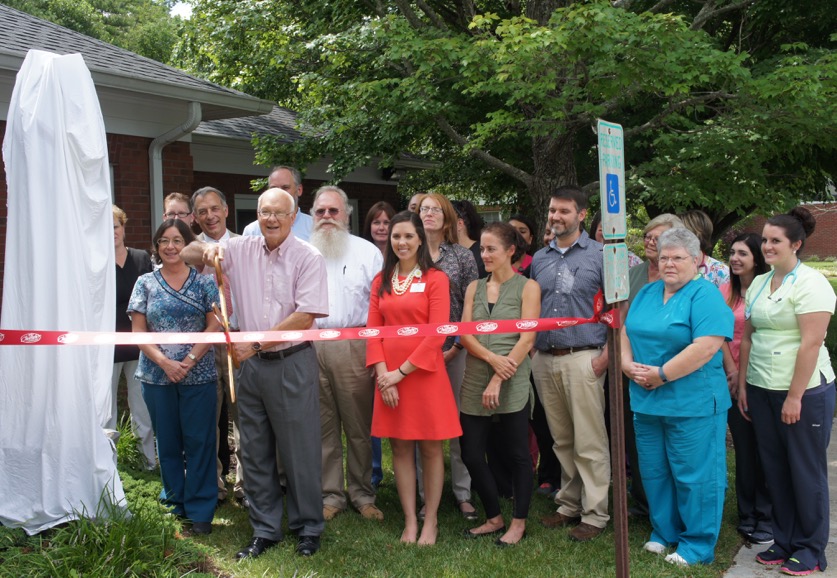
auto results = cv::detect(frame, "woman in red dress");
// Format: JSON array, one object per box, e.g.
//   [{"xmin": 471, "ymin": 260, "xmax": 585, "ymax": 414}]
[{"xmin": 367, "ymin": 211, "xmax": 463, "ymax": 546}]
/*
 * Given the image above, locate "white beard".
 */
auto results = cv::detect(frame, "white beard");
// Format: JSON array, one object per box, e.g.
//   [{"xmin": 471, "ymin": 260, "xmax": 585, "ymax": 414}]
[{"xmin": 310, "ymin": 222, "xmax": 349, "ymax": 259}]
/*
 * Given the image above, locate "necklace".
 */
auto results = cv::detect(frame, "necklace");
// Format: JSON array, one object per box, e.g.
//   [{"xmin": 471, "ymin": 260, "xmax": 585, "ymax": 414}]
[{"xmin": 391, "ymin": 264, "xmax": 422, "ymax": 295}]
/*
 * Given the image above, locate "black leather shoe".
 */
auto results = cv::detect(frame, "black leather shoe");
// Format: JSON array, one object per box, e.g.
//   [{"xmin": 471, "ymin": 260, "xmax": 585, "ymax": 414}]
[
  {"xmin": 235, "ymin": 537, "xmax": 279, "ymax": 560},
  {"xmin": 296, "ymin": 535, "xmax": 320, "ymax": 557},
  {"xmin": 190, "ymin": 522, "xmax": 212, "ymax": 535},
  {"xmin": 236, "ymin": 495, "xmax": 250, "ymax": 509}
]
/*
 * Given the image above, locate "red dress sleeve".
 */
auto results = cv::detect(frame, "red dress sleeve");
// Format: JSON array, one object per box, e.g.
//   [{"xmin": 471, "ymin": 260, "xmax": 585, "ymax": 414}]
[
  {"xmin": 406, "ymin": 268, "xmax": 450, "ymax": 371},
  {"xmin": 366, "ymin": 273, "xmax": 385, "ymax": 367}
]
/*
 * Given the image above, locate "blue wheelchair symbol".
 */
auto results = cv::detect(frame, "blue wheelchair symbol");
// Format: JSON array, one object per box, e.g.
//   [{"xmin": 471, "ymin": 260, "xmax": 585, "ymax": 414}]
[{"xmin": 606, "ymin": 174, "xmax": 619, "ymax": 214}]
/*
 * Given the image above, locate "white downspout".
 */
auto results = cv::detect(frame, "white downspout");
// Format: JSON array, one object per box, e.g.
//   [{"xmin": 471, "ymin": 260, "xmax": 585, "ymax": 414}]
[{"xmin": 148, "ymin": 101, "xmax": 202, "ymax": 232}]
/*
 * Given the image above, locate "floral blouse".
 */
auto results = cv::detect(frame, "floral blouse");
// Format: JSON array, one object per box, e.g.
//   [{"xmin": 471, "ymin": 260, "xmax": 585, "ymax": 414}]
[{"xmin": 128, "ymin": 268, "xmax": 219, "ymax": 386}]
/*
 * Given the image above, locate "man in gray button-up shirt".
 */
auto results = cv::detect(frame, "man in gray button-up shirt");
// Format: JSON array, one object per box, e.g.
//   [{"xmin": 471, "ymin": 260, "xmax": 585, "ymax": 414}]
[{"xmin": 530, "ymin": 185, "xmax": 611, "ymax": 542}]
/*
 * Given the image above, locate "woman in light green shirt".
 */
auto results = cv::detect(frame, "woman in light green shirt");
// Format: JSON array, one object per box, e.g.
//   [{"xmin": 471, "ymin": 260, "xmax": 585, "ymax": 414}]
[{"xmin": 737, "ymin": 207, "xmax": 836, "ymax": 576}]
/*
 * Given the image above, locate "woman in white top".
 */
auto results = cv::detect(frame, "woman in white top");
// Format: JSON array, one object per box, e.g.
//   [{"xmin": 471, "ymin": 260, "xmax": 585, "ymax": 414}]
[{"xmin": 738, "ymin": 207, "xmax": 836, "ymax": 576}]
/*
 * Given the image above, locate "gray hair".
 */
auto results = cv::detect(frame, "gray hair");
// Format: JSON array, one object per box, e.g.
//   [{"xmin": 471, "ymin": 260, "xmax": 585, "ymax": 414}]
[
  {"xmin": 270, "ymin": 165, "xmax": 302, "ymax": 189},
  {"xmin": 311, "ymin": 185, "xmax": 353, "ymax": 217},
  {"xmin": 658, "ymin": 227, "xmax": 701, "ymax": 259},
  {"xmin": 644, "ymin": 213, "xmax": 683, "ymax": 235},
  {"xmin": 191, "ymin": 186, "xmax": 227, "ymax": 210}
]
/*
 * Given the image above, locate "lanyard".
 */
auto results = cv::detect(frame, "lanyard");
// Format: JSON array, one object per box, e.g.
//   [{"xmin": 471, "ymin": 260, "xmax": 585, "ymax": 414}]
[{"xmin": 744, "ymin": 260, "xmax": 800, "ymax": 320}]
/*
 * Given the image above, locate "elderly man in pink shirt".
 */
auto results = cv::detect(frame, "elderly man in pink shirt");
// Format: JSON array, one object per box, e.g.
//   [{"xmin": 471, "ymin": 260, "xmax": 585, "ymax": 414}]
[{"xmin": 182, "ymin": 188, "xmax": 328, "ymax": 559}]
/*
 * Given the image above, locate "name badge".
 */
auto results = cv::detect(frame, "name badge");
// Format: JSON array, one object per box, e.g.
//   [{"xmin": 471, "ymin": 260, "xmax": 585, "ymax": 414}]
[{"xmin": 410, "ymin": 283, "xmax": 426, "ymax": 293}]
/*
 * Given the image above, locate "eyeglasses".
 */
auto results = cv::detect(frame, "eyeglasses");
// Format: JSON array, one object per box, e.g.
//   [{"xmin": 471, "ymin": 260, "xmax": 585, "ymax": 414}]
[
  {"xmin": 419, "ymin": 206, "xmax": 443, "ymax": 215},
  {"xmin": 314, "ymin": 207, "xmax": 341, "ymax": 217},
  {"xmin": 164, "ymin": 211, "xmax": 191, "ymax": 219},
  {"xmin": 258, "ymin": 210, "xmax": 293, "ymax": 220},
  {"xmin": 157, "ymin": 237, "xmax": 185, "ymax": 247},
  {"xmin": 644, "ymin": 234, "xmax": 660, "ymax": 244},
  {"xmin": 658, "ymin": 255, "xmax": 690, "ymax": 265}
]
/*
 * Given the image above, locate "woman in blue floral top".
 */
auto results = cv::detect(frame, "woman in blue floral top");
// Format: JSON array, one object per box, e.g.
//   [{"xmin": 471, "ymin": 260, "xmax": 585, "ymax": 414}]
[{"xmin": 128, "ymin": 219, "xmax": 220, "ymax": 534}]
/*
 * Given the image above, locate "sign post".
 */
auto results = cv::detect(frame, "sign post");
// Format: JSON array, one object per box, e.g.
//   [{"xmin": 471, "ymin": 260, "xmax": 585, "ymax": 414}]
[{"xmin": 597, "ymin": 118, "xmax": 629, "ymax": 578}]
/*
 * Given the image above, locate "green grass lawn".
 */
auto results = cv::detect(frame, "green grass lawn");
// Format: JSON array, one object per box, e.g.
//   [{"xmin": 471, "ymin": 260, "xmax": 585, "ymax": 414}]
[{"xmin": 1, "ymin": 439, "xmax": 747, "ymax": 578}]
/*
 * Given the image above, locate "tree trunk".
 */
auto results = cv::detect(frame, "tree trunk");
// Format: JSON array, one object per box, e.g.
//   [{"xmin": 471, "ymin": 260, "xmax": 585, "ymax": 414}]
[{"xmin": 528, "ymin": 132, "xmax": 578, "ymax": 234}]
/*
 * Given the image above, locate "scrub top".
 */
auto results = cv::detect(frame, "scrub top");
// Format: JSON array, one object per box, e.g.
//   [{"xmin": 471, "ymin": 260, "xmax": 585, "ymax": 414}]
[
  {"xmin": 625, "ymin": 277, "xmax": 733, "ymax": 417},
  {"xmin": 744, "ymin": 262, "xmax": 835, "ymax": 391}
]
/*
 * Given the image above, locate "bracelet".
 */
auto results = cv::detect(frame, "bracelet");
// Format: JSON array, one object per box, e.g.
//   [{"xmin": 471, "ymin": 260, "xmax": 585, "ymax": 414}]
[
  {"xmin": 398, "ymin": 367, "xmax": 408, "ymax": 377},
  {"xmin": 453, "ymin": 343, "xmax": 464, "ymax": 351},
  {"xmin": 658, "ymin": 365, "xmax": 669, "ymax": 383}
]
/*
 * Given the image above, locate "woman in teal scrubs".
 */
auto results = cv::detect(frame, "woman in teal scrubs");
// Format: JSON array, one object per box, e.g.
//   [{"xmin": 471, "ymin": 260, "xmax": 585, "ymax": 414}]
[
  {"xmin": 738, "ymin": 207, "xmax": 836, "ymax": 577},
  {"xmin": 622, "ymin": 227, "xmax": 733, "ymax": 567}
]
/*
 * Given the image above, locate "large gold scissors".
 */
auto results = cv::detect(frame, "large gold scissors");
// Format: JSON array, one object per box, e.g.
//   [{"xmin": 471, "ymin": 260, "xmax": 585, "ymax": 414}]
[{"xmin": 212, "ymin": 254, "xmax": 238, "ymax": 403}]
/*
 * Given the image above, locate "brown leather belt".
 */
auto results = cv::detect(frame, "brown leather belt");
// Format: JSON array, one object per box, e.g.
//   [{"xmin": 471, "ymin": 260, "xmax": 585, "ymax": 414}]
[
  {"xmin": 543, "ymin": 345, "xmax": 602, "ymax": 357},
  {"xmin": 256, "ymin": 341, "xmax": 311, "ymax": 361}
]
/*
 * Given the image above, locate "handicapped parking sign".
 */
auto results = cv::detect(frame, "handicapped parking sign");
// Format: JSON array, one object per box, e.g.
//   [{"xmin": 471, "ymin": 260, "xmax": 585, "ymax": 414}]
[
  {"xmin": 597, "ymin": 119, "xmax": 626, "ymax": 239},
  {"xmin": 606, "ymin": 173, "xmax": 619, "ymax": 214}
]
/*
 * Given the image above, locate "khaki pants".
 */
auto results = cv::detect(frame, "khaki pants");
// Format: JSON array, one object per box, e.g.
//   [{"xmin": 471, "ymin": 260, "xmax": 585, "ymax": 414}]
[
  {"xmin": 316, "ymin": 340, "xmax": 376, "ymax": 510},
  {"xmin": 531, "ymin": 349, "xmax": 610, "ymax": 528}
]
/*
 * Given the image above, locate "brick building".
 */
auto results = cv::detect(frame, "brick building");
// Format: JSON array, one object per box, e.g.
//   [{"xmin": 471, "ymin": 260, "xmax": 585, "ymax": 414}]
[
  {"xmin": 743, "ymin": 203, "xmax": 837, "ymax": 259},
  {"xmin": 0, "ymin": 5, "xmax": 418, "ymax": 308}
]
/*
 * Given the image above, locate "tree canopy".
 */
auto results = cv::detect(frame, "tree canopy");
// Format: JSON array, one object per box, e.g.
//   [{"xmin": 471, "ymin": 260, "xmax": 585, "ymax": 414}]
[
  {"xmin": 175, "ymin": 0, "xmax": 837, "ymax": 235},
  {"xmin": 3, "ymin": 0, "xmax": 181, "ymax": 63}
]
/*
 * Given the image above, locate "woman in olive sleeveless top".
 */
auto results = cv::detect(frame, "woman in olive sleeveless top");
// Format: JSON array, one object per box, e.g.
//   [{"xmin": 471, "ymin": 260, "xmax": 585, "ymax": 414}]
[{"xmin": 459, "ymin": 222, "xmax": 541, "ymax": 546}]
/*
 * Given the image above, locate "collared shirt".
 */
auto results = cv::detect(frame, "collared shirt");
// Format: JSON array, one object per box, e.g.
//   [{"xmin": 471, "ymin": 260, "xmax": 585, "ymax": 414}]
[
  {"xmin": 220, "ymin": 233, "xmax": 328, "ymax": 350},
  {"xmin": 745, "ymin": 263, "xmax": 835, "ymax": 390},
  {"xmin": 315, "ymin": 234, "xmax": 383, "ymax": 329},
  {"xmin": 433, "ymin": 242, "xmax": 478, "ymax": 350},
  {"xmin": 198, "ymin": 229, "xmax": 239, "ymax": 329},
  {"xmin": 531, "ymin": 230, "xmax": 607, "ymax": 350},
  {"xmin": 242, "ymin": 210, "xmax": 314, "ymax": 241}
]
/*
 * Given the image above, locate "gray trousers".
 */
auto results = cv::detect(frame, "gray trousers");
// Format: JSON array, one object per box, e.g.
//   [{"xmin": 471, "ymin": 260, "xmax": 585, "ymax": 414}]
[{"xmin": 237, "ymin": 346, "xmax": 324, "ymax": 540}]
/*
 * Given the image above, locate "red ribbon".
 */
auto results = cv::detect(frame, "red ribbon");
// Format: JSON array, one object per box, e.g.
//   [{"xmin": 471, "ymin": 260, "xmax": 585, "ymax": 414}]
[{"xmin": 0, "ymin": 294, "xmax": 619, "ymax": 347}]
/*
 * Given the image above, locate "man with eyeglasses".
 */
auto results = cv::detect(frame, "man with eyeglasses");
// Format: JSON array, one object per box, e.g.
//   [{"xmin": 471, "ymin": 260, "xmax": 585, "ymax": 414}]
[
  {"xmin": 162, "ymin": 192, "xmax": 196, "ymax": 229},
  {"xmin": 190, "ymin": 186, "xmax": 246, "ymax": 508},
  {"xmin": 182, "ymin": 187, "xmax": 328, "ymax": 559},
  {"xmin": 308, "ymin": 186, "xmax": 384, "ymax": 523},
  {"xmin": 242, "ymin": 166, "xmax": 313, "ymax": 241},
  {"xmin": 529, "ymin": 185, "xmax": 610, "ymax": 543}
]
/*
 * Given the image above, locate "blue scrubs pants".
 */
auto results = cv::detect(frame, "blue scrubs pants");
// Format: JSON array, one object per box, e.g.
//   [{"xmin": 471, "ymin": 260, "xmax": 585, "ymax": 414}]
[
  {"xmin": 748, "ymin": 380, "xmax": 835, "ymax": 572},
  {"xmin": 142, "ymin": 380, "xmax": 217, "ymax": 523},
  {"xmin": 634, "ymin": 411, "xmax": 727, "ymax": 564}
]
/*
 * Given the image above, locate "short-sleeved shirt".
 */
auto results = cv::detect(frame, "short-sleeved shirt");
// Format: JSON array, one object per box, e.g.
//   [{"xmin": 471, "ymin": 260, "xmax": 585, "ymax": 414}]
[
  {"xmin": 531, "ymin": 230, "xmax": 606, "ymax": 350},
  {"xmin": 625, "ymin": 277, "xmax": 733, "ymax": 417},
  {"xmin": 744, "ymin": 263, "xmax": 836, "ymax": 391},
  {"xmin": 699, "ymin": 255, "xmax": 730, "ymax": 288},
  {"xmin": 219, "ymin": 233, "xmax": 328, "ymax": 349},
  {"xmin": 719, "ymin": 283, "xmax": 745, "ymax": 365},
  {"xmin": 128, "ymin": 268, "xmax": 219, "ymax": 385},
  {"xmin": 434, "ymin": 242, "xmax": 478, "ymax": 350},
  {"xmin": 115, "ymin": 247, "xmax": 152, "ymax": 363}
]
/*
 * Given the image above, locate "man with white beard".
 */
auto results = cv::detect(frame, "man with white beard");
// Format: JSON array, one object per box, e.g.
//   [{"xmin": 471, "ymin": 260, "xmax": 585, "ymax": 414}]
[{"xmin": 309, "ymin": 186, "xmax": 385, "ymax": 521}]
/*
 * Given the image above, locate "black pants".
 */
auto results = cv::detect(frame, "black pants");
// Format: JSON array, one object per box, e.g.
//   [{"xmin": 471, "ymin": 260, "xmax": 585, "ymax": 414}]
[
  {"xmin": 748, "ymin": 379, "xmax": 835, "ymax": 572},
  {"xmin": 461, "ymin": 405, "xmax": 533, "ymax": 520},
  {"xmin": 727, "ymin": 404, "xmax": 772, "ymax": 533}
]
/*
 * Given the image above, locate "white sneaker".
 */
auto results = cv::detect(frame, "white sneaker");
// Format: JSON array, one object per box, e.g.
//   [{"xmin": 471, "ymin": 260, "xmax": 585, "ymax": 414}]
[
  {"xmin": 665, "ymin": 552, "xmax": 689, "ymax": 567},
  {"xmin": 643, "ymin": 541, "xmax": 666, "ymax": 555}
]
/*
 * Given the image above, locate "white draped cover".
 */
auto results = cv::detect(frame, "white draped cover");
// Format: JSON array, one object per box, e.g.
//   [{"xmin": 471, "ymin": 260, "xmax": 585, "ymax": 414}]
[{"xmin": 0, "ymin": 50, "xmax": 124, "ymax": 534}]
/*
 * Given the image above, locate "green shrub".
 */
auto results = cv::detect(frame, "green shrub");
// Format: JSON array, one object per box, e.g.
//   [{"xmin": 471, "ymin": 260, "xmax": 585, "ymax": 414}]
[{"xmin": 116, "ymin": 415, "xmax": 147, "ymax": 472}]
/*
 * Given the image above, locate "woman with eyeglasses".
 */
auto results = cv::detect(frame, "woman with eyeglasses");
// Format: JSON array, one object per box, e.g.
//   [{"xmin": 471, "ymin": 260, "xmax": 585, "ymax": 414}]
[
  {"xmin": 622, "ymin": 213, "xmax": 683, "ymax": 517},
  {"xmin": 417, "ymin": 193, "xmax": 480, "ymax": 521},
  {"xmin": 720, "ymin": 233, "xmax": 773, "ymax": 545},
  {"xmin": 128, "ymin": 219, "xmax": 221, "ymax": 535},
  {"xmin": 622, "ymin": 228, "xmax": 733, "ymax": 567},
  {"xmin": 737, "ymin": 207, "xmax": 836, "ymax": 576}
]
